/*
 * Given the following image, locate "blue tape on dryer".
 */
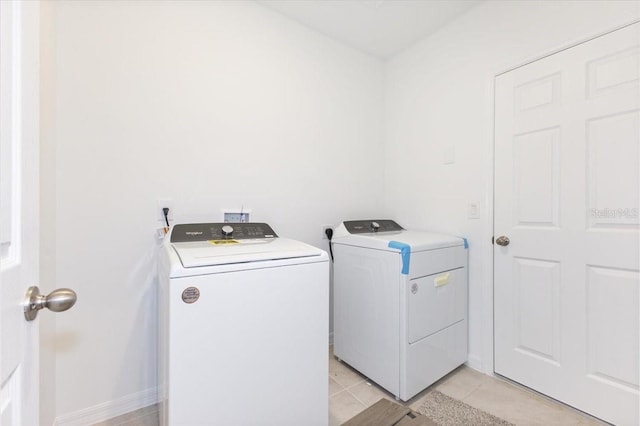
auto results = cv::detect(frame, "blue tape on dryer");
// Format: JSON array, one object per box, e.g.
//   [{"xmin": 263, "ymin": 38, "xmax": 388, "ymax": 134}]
[
  {"xmin": 455, "ymin": 235, "xmax": 469, "ymax": 249},
  {"xmin": 388, "ymin": 241, "xmax": 411, "ymax": 275}
]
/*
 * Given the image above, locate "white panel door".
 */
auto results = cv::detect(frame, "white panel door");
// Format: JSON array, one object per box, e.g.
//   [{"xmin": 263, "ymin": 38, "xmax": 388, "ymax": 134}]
[
  {"xmin": 494, "ymin": 23, "xmax": 639, "ymax": 425},
  {"xmin": 0, "ymin": 2, "xmax": 40, "ymax": 425}
]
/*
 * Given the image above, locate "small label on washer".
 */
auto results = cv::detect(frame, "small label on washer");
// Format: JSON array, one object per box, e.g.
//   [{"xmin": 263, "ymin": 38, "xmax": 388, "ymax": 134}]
[
  {"xmin": 208, "ymin": 240, "xmax": 239, "ymax": 245},
  {"xmin": 182, "ymin": 287, "xmax": 200, "ymax": 304}
]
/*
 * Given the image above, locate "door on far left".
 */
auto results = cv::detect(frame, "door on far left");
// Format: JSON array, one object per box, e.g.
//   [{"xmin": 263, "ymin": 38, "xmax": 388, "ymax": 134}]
[{"xmin": 2, "ymin": 2, "xmax": 42, "ymax": 424}]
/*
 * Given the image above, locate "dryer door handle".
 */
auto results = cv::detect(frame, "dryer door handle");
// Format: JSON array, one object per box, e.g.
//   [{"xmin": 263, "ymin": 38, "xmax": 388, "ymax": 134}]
[{"xmin": 434, "ymin": 273, "xmax": 451, "ymax": 287}]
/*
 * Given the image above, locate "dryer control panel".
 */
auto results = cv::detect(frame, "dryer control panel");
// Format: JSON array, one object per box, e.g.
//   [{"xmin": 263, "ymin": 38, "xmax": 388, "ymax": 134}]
[
  {"xmin": 171, "ymin": 223, "xmax": 278, "ymax": 242},
  {"xmin": 344, "ymin": 220, "xmax": 404, "ymax": 234}
]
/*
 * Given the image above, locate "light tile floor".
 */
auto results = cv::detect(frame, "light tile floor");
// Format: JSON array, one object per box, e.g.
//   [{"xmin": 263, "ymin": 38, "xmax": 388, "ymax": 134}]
[
  {"xmin": 96, "ymin": 345, "xmax": 608, "ymax": 426},
  {"xmin": 328, "ymin": 345, "xmax": 607, "ymax": 426}
]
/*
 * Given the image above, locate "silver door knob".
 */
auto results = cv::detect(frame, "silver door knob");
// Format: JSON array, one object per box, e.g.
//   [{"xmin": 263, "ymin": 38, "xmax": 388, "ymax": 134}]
[
  {"xmin": 496, "ymin": 236, "xmax": 510, "ymax": 246},
  {"xmin": 24, "ymin": 286, "xmax": 77, "ymax": 321}
]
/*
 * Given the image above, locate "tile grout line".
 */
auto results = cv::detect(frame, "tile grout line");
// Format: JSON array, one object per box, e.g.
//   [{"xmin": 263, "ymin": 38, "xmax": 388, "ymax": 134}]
[
  {"xmin": 329, "ymin": 387, "xmax": 346, "ymax": 398},
  {"xmin": 329, "ymin": 377, "xmax": 367, "ymax": 396},
  {"xmin": 329, "ymin": 388, "xmax": 368, "ymax": 415},
  {"xmin": 438, "ymin": 382, "xmax": 481, "ymax": 402},
  {"xmin": 344, "ymin": 387, "xmax": 369, "ymax": 408}
]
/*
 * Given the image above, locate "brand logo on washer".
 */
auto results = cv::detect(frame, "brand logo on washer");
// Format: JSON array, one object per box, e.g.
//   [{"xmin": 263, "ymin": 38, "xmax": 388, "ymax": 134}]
[
  {"xmin": 186, "ymin": 231, "xmax": 203, "ymax": 236},
  {"xmin": 411, "ymin": 283, "xmax": 419, "ymax": 294},
  {"xmin": 182, "ymin": 287, "xmax": 200, "ymax": 303}
]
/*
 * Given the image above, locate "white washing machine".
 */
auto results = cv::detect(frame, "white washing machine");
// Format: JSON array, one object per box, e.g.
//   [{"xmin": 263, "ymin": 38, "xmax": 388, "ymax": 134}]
[
  {"xmin": 331, "ymin": 219, "xmax": 468, "ymax": 401},
  {"xmin": 158, "ymin": 223, "xmax": 329, "ymax": 425}
]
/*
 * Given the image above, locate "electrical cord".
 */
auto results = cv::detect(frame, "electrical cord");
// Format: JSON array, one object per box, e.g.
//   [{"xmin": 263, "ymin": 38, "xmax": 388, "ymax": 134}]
[
  {"xmin": 325, "ymin": 227, "xmax": 334, "ymax": 262},
  {"xmin": 163, "ymin": 207, "xmax": 170, "ymax": 228}
]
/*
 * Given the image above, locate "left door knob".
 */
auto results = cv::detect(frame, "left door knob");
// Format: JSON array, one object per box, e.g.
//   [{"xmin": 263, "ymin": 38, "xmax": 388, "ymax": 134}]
[{"xmin": 24, "ymin": 286, "xmax": 77, "ymax": 321}]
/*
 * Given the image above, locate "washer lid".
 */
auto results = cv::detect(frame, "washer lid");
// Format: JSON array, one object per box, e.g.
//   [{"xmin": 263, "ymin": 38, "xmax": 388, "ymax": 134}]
[{"xmin": 172, "ymin": 238, "xmax": 323, "ymax": 268}]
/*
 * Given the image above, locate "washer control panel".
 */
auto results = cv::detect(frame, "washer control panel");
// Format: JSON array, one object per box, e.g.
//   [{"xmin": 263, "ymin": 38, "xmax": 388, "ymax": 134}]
[
  {"xmin": 171, "ymin": 223, "xmax": 278, "ymax": 242},
  {"xmin": 343, "ymin": 220, "xmax": 404, "ymax": 234}
]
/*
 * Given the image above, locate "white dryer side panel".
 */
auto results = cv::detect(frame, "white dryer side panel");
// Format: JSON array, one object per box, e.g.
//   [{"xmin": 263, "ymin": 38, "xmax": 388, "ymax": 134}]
[{"xmin": 333, "ymin": 245, "xmax": 402, "ymax": 396}]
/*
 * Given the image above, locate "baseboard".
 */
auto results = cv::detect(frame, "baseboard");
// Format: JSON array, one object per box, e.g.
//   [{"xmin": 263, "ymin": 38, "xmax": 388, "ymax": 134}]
[
  {"xmin": 54, "ymin": 387, "xmax": 158, "ymax": 426},
  {"xmin": 465, "ymin": 354, "xmax": 484, "ymax": 373}
]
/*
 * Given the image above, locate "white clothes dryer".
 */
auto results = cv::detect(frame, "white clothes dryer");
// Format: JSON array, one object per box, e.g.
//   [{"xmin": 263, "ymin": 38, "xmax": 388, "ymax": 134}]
[
  {"xmin": 158, "ymin": 223, "xmax": 329, "ymax": 425},
  {"xmin": 331, "ymin": 220, "xmax": 468, "ymax": 401}
]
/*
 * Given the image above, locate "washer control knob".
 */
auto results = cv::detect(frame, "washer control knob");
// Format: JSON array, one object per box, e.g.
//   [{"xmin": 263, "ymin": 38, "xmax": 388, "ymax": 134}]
[
  {"xmin": 370, "ymin": 221, "xmax": 380, "ymax": 232},
  {"xmin": 221, "ymin": 225, "xmax": 234, "ymax": 236}
]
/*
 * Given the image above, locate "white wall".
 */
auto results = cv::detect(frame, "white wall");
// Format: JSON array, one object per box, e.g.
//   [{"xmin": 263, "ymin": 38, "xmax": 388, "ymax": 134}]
[
  {"xmin": 384, "ymin": 0, "xmax": 639, "ymax": 372},
  {"xmin": 42, "ymin": 1, "xmax": 383, "ymax": 422},
  {"xmin": 43, "ymin": 0, "xmax": 640, "ymax": 422}
]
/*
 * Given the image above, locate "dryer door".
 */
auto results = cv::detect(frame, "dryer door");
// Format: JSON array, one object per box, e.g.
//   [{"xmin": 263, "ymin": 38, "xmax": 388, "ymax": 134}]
[{"xmin": 407, "ymin": 268, "xmax": 465, "ymax": 344}]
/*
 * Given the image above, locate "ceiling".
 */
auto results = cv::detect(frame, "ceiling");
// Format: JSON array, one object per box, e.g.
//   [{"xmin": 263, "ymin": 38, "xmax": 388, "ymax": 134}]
[{"xmin": 257, "ymin": 0, "xmax": 481, "ymax": 60}]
